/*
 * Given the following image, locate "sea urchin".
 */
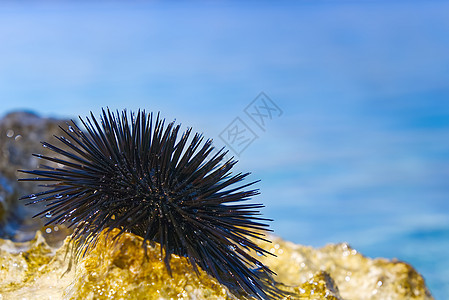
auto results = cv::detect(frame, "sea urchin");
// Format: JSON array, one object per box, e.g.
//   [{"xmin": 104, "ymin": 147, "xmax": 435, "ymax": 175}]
[{"xmin": 19, "ymin": 108, "xmax": 284, "ymax": 299}]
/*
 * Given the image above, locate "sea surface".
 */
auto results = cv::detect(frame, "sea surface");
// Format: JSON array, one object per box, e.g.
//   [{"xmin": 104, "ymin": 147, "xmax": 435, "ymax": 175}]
[{"xmin": 0, "ymin": 1, "xmax": 448, "ymax": 298}]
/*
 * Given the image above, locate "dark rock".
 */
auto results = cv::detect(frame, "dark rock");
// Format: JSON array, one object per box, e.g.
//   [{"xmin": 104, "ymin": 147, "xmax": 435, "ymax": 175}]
[{"xmin": 0, "ymin": 111, "xmax": 71, "ymax": 241}]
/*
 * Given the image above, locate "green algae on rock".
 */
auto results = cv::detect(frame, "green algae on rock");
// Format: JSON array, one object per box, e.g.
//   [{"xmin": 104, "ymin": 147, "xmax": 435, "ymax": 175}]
[
  {"xmin": 0, "ymin": 229, "xmax": 433, "ymax": 300},
  {"xmin": 64, "ymin": 228, "xmax": 230, "ymax": 300}
]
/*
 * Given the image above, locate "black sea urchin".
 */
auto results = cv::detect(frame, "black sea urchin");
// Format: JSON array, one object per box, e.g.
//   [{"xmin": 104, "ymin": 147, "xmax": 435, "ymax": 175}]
[{"xmin": 19, "ymin": 108, "xmax": 284, "ymax": 299}]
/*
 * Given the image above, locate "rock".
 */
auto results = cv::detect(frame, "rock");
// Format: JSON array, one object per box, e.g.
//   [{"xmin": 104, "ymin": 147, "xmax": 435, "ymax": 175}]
[
  {"xmin": 0, "ymin": 229, "xmax": 433, "ymax": 300},
  {"xmin": 255, "ymin": 236, "xmax": 433, "ymax": 300},
  {"xmin": 0, "ymin": 111, "xmax": 71, "ymax": 241}
]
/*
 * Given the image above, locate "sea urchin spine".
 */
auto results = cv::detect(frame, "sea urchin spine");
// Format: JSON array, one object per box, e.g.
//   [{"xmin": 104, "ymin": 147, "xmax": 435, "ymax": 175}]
[{"xmin": 19, "ymin": 108, "xmax": 284, "ymax": 299}]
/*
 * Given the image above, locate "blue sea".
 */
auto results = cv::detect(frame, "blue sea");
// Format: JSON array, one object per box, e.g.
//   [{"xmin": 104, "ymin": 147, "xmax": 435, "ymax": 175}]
[{"xmin": 0, "ymin": 1, "xmax": 448, "ymax": 298}]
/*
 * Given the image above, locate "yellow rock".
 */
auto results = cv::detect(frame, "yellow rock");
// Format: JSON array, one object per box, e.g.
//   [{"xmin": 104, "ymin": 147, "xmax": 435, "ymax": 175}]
[
  {"xmin": 255, "ymin": 236, "xmax": 433, "ymax": 300},
  {"xmin": 0, "ymin": 229, "xmax": 433, "ymax": 300},
  {"xmin": 0, "ymin": 230, "xmax": 72, "ymax": 299}
]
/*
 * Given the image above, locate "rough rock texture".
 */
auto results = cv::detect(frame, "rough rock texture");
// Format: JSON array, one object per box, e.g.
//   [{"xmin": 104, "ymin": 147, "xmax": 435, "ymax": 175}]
[
  {"xmin": 0, "ymin": 111, "xmax": 70, "ymax": 241},
  {"xmin": 256, "ymin": 237, "xmax": 433, "ymax": 300},
  {"xmin": 0, "ymin": 229, "xmax": 433, "ymax": 300},
  {"xmin": 0, "ymin": 230, "xmax": 71, "ymax": 299}
]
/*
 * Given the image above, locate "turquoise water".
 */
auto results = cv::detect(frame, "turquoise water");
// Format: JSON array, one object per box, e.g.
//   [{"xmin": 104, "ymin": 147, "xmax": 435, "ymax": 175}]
[{"xmin": 0, "ymin": 1, "xmax": 448, "ymax": 298}]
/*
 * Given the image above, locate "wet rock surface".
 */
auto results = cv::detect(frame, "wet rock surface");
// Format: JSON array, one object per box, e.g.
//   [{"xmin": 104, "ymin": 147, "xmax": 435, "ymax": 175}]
[
  {"xmin": 256, "ymin": 236, "xmax": 433, "ymax": 300},
  {"xmin": 0, "ymin": 229, "xmax": 433, "ymax": 300}
]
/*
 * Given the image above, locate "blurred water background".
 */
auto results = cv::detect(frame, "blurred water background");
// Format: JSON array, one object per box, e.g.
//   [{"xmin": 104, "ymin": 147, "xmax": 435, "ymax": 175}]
[{"xmin": 0, "ymin": 1, "xmax": 448, "ymax": 298}]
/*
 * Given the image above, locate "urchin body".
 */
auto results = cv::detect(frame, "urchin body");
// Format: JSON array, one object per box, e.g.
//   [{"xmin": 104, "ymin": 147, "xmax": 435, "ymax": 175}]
[{"xmin": 19, "ymin": 109, "xmax": 284, "ymax": 299}]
